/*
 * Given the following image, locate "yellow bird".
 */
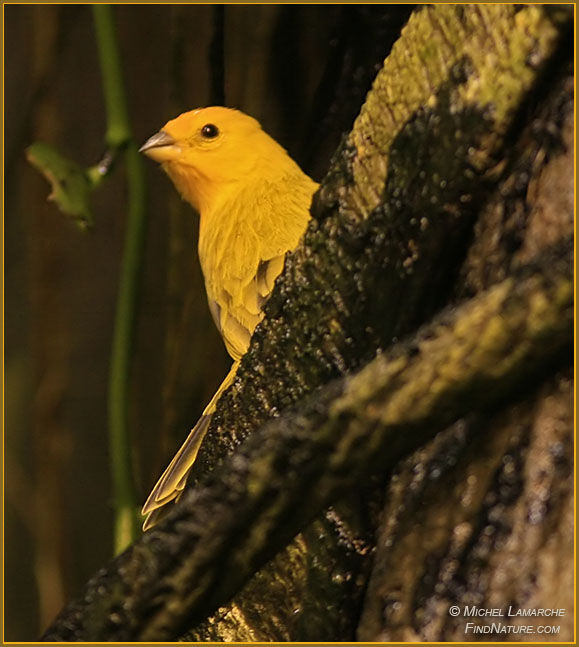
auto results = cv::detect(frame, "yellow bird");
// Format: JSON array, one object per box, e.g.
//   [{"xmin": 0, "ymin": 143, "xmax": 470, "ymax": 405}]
[{"xmin": 140, "ymin": 107, "xmax": 318, "ymax": 529}]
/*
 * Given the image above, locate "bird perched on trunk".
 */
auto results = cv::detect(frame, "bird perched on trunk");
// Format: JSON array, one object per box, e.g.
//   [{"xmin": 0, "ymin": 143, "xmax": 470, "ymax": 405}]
[{"xmin": 140, "ymin": 107, "xmax": 318, "ymax": 529}]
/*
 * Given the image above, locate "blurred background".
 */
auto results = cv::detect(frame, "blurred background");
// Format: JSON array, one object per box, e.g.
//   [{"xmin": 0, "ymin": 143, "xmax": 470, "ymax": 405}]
[{"xmin": 3, "ymin": 4, "xmax": 414, "ymax": 639}]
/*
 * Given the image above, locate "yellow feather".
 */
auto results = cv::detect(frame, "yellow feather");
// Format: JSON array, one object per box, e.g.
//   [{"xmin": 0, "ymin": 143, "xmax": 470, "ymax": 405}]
[{"xmin": 140, "ymin": 107, "xmax": 318, "ymax": 528}]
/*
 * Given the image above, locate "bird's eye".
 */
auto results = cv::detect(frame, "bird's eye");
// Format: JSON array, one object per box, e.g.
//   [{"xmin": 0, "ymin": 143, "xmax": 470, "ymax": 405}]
[{"xmin": 201, "ymin": 124, "xmax": 219, "ymax": 138}]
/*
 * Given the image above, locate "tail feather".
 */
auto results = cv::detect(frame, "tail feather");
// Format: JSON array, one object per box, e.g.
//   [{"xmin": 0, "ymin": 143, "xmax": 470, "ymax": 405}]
[{"xmin": 142, "ymin": 361, "xmax": 240, "ymax": 530}]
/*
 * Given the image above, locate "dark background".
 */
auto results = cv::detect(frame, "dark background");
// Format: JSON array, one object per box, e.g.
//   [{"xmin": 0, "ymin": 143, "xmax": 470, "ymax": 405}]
[{"xmin": 3, "ymin": 3, "xmax": 413, "ymax": 639}]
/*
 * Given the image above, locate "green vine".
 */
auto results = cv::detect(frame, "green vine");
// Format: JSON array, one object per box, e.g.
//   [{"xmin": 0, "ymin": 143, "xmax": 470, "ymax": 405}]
[{"xmin": 27, "ymin": 4, "xmax": 145, "ymax": 553}]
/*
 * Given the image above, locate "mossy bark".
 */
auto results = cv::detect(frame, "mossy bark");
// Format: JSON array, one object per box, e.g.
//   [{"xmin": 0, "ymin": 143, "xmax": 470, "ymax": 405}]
[{"xmin": 41, "ymin": 4, "xmax": 573, "ymax": 642}]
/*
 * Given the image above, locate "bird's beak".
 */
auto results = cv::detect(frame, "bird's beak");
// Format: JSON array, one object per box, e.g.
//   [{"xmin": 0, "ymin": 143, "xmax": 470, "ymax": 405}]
[{"xmin": 139, "ymin": 130, "xmax": 179, "ymax": 162}]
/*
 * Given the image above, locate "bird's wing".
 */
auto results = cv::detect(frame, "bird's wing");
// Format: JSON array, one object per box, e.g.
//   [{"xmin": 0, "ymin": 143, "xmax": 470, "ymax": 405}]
[{"xmin": 213, "ymin": 253, "xmax": 287, "ymax": 361}]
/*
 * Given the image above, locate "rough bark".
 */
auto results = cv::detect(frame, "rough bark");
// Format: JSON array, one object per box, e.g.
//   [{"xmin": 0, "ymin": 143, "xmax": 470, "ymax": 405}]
[
  {"xmin": 357, "ymin": 47, "xmax": 575, "ymax": 645},
  {"xmin": 40, "ymin": 4, "xmax": 573, "ymax": 642},
  {"xmin": 41, "ymin": 239, "xmax": 572, "ymax": 641}
]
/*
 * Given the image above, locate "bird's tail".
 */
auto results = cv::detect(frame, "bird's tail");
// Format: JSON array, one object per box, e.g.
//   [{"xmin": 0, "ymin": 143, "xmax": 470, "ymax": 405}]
[{"xmin": 142, "ymin": 361, "xmax": 240, "ymax": 530}]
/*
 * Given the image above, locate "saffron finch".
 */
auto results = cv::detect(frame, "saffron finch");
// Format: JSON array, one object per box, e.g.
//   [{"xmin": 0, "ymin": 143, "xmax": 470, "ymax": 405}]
[{"xmin": 140, "ymin": 107, "xmax": 318, "ymax": 529}]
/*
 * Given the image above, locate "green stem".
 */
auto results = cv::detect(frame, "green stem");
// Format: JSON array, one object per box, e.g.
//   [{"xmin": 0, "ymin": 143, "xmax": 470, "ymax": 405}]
[
  {"xmin": 93, "ymin": 6, "xmax": 130, "ymax": 148},
  {"xmin": 93, "ymin": 4, "xmax": 145, "ymax": 553}
]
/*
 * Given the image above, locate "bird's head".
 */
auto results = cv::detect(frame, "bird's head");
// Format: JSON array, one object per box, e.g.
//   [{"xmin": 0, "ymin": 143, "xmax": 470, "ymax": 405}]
[{"xmin": 140, "ymin": 107, "xmax": 288, "ymax": 213}]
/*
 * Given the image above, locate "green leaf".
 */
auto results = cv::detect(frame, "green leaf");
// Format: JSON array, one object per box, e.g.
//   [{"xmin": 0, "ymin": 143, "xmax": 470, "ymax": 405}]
[{"xmin": 26, "ymin": 142, "xmax": 94, "ymax": 230}]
